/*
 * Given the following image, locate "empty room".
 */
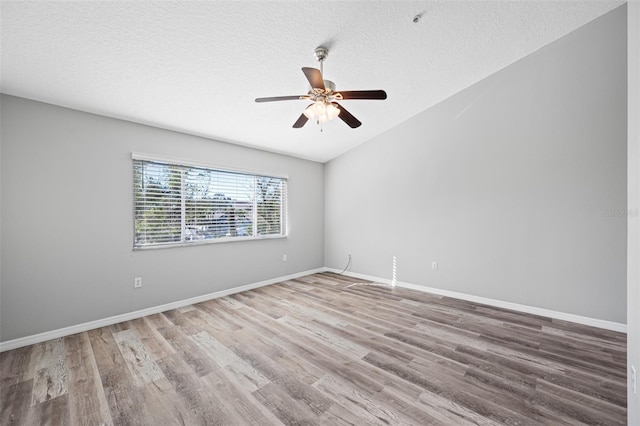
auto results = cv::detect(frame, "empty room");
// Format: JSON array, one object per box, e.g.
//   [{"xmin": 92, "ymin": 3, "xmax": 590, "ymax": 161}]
[{"xmin": 1, "ymin": 1, "xmax": 639, "ymax": 425}]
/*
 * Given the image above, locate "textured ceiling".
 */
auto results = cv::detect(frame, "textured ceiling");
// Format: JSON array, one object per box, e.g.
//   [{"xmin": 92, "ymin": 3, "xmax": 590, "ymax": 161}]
[{"xmin": 0, "ymin": 1, "xmax": 624, "ymax": 163}]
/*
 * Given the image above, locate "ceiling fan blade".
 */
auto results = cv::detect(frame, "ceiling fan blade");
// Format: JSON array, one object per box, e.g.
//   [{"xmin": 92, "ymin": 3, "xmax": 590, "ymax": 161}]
[
  {"xmin": 334, "ymin": 102, "xmax": 362, "ymax": 128},
  {"xmin": 302, "ymin": 67, "xmax": 325, "ymax": 90},
  {"xmin": 293, "ymin": 113, "xmax": 309, "ymax": 128},
  {"xmin": 255, "ymin": 95, "xmax": 304, "ymax": 103},
  {"xmin": 338, "ymin": 90, "xmax": 387, "ymax": 100}
]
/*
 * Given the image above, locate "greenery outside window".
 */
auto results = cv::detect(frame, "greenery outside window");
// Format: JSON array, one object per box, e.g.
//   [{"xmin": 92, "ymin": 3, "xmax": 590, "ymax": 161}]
[{"xmin": 133, "ymin": 155, "xmax": 287, "ymax": 249}]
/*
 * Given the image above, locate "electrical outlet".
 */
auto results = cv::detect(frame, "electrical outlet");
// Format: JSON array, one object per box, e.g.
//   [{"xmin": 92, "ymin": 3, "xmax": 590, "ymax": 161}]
[
  {"xmin": 134, "ymin": 277, "xmax": 142, "ymax": 288},
  {"xmin": 632, "ymin": 365, "xmax": 637, "ymax": 395},
  {"xmin": 432, "ymin": 261, "xmax": 438, "ymax": 270}
]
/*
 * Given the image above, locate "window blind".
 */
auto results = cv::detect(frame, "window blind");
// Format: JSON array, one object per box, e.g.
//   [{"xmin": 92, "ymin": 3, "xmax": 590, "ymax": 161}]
[{"xmin": 133, "ymin": 159, "xmax": 287, "ymax": 248}]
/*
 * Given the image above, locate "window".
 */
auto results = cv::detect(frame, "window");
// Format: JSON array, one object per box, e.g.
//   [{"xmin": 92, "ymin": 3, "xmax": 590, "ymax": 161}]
[{"xmin": 133, "ymin": 156, "xmax": 287, "ymax": 249}]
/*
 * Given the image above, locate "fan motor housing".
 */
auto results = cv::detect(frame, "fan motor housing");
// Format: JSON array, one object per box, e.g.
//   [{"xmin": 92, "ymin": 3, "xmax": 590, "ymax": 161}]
[{"xmin": 323, "ymin": 80, "xmax": 336, "ymax": 92}]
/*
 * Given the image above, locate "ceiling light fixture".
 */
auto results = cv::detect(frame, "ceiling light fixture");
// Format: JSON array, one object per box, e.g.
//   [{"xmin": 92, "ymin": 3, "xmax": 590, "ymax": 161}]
[{"xmin": 303, "ymin": 100, "xmax": 340, "ymax": 123}]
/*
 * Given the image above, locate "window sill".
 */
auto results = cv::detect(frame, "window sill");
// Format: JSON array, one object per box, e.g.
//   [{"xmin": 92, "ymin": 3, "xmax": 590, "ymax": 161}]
[{"xmin": 133, "ymin": 234, "xmax": 287, "ymax": 251}]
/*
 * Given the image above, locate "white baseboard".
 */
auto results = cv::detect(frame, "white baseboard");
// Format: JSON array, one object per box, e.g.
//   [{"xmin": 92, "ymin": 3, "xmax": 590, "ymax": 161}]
[
  {"xmin": 324, "ymin": 268, "xmax": 627, "ymax": 333},
  {"xmin": 0, "ymin": 268, "xmax": 325, "ymax": 353},
  {"xmin": 1, "ymin": 266, "xmax": 625, "ymax": 352}
]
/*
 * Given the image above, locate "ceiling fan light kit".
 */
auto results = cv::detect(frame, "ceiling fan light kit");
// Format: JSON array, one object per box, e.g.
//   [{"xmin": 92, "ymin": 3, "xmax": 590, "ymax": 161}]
[
  {"xmin": 303, "ymin": 101, "xmax": 340, "ymax": 123},
  {"xmin": 255, "ymin": 46, "xmax": 387, "ymax": 130}
]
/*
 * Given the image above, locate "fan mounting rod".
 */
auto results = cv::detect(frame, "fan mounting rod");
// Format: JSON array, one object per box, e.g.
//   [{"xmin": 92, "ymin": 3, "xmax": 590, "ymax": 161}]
[{"xmin": 314, "ymin": 46, "xmax": 328, "ymax": 75}]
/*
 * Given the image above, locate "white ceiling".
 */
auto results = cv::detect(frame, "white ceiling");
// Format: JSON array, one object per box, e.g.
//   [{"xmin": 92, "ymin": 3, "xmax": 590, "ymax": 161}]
[{"xmin": 0, "ymin": 1, "xmax": 623, "ymax": 163}]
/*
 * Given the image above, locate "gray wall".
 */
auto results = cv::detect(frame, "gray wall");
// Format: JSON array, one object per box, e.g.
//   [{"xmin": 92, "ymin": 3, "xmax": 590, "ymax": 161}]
[
  {"xmin": 627, "ymin": 0, "xmax": 639, "ymax": 422},
  {"xmin": 325, "ymin": 6, "xmax": 627, "ymax": 323},
  {"xmin": 0, "ymin": 95, "xmax": 324, "ymax": 341}
]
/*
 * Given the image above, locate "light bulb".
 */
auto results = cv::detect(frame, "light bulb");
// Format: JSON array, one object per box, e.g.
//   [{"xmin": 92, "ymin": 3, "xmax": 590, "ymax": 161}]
[
  {"xmin": 303, "ymin": 101, "xmax": 340, "ymax": 123},
  {"xmin": 303, "ymin": 101, "xmax": 323, "ymax": 119},
  {"xmin": 326, "ymin": 103, "xmax": 340, "ymax": 120}
]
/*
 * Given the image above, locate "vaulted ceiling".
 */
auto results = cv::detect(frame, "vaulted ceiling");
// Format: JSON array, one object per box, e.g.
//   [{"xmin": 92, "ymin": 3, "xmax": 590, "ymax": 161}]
[{"xmin": 0, "ymin": 1, "xmax": 623, "ymax": 162}]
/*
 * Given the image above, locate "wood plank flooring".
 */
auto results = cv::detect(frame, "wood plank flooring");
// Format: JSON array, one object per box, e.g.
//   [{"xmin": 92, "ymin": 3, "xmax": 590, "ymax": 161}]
[{"xmin": 0, "ymin": 272, "xmax": 627, "ymax": 425}]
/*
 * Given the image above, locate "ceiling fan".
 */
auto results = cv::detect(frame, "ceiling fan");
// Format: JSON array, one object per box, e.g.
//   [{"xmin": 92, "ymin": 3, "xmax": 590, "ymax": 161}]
[{"xmin": 255, "ymin": 47, "xmax": 387, "ymax": 129}]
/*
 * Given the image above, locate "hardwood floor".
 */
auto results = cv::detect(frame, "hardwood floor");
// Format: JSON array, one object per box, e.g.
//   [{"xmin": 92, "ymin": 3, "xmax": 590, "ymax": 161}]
[{"xmin": 0, "ymin": 272, "xmax": 627, "ymax": 425}]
